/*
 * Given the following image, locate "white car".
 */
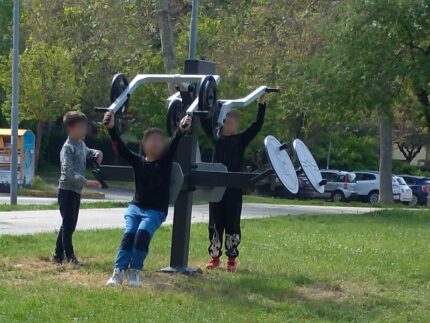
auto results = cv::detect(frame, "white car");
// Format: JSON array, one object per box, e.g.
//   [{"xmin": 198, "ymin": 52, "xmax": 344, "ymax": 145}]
[
  {"xmin": 393, "ymin": 176, "xmax": 413, "ymax": 203},
  {"xmin": 354, "ymin": 171, "xmax": 380, "ymax": 204},
  {"xmin": 354, "ymin": 171, "xmax": 411, "ymax": 204}
]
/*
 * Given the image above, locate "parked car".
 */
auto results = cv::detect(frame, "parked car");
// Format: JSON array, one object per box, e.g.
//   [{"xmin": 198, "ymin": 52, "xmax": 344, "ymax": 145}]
[
  {"xmin": 296, "ymin": 170, "xmax": 357, "ymax": 202},
  {"xmin": 252, "ymin": 164, "xmax": 286, "ymax": 197},
  {"xmin": 398, "ymin": 175, "xmax": 430, "ymax": 206},
  {"xmin": 354, "ymin": 171, "xmax": 380, "ymax": 204},
  {"xmin": 393, "ymin": 176, "xmax": 413, "ymax": 204},
  {"xmin": 354, "ymin": 171, "xmax": 413, "ymax": 204}
]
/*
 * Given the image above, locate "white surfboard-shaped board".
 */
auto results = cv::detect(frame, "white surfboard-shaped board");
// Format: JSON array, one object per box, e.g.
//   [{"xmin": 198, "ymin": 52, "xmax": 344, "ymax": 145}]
[
  {"xmin": 293, "ymin": 139, "xmax": 324, "ymax": 194},
  {"xmin": 264, "ymin": 135, "xmax": 299, "ymax": 194}
]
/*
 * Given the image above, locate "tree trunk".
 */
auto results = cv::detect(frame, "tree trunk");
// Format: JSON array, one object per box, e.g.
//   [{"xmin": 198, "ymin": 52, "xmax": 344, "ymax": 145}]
[
  {"xmin": 426, "ymin": 128, "xmax": 430, "ymax": 165},
  {"xmin": 417, "ymin": 89, "xmax": 430, "ymax": 165},
  {"xmin": 155, "ymin": 0, "xmax": 177, "ymax": 94},
  {"xmin": 379, "ymin": 113, "xmax": 393, "ymax": 205},
  {"xmin": 35, "ymin": 120, "xmax": 44, "ymax": 172}
]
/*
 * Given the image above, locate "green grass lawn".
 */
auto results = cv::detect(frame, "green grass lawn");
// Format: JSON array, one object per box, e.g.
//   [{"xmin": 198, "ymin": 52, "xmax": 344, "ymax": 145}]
[
  {"xmin": 243, "ymin": 195, "xmax": 374, "ymax": 207},
  {"xmin": 242, "ymin": 194, "xmax": 413, "ymax": 208},
  {"xmin": 1, "ymin": 210, "xmax": 429, "ymax": 322}
]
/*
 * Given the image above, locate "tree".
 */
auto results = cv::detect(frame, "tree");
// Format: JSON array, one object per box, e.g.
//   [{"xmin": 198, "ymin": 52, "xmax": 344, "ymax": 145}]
[
  {"xmin": 0, "ymin": 0, "xmax": 13, "ymax": 56},
  {"xmin": 155, "ymin": 0, "xmax": 177, "ymax": 76},
  {"xmin": 393, "ymin": 2, "xmax": 430, "ymax": 161},
  {"xmin": 0, "ymin": 0, "xmax": 13, "ymax": 126},
  {"xmin": 1, "ymin": 42, "xmax": 79, "ymax": 169},
  {"xmin": 21, "ymin": 0, "xmax": 177, "ymax": 131},
  {"xmin": 287, "ymin": 1, "xmax": 430, "ymax": 204},
  {"xmin": 183, "ymin": 1, "xmax": 332, "ymax": 155},
  {"xmin": 394, "ymin": 93, "xmax": 430, "ymax": 163}
]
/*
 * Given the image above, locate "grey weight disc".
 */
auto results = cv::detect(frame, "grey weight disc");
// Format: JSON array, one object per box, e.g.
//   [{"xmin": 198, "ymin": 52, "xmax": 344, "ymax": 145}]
[
  {"xmin": 293, "ymin": 139, "xmax": 324, "ymax": 194},
  {"xmin": 264, "ymin": 135, "xmax": 299, "ymax": 194}
]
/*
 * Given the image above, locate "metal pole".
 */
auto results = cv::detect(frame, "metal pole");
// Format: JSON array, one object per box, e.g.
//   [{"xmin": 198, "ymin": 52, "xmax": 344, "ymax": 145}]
[
  {"xmin": 161, "ymin": 119, "xmax": 200, "ymax": 274},
  {"xmin": 10, "ymin": 0, "xmax": 20, "ymax": 205},
  {"xmin": 188, "ymin": 0, "xmax": 199, "ymax": 59},
  {"xmin": 326, "ymin": 136, "xmax": 332, "ymax": 169}
]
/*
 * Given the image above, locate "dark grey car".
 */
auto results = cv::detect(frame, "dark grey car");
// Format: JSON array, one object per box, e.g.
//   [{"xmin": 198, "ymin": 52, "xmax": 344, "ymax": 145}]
[{"xmin": 297, "ymin": 170, "xmax": 357, "ymax": 202}]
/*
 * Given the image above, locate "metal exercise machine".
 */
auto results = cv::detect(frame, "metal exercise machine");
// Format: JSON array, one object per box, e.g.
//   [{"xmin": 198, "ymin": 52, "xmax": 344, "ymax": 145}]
[{"xmin": 95, "ymin": 60, "xmax": 325, "ymax": 274}]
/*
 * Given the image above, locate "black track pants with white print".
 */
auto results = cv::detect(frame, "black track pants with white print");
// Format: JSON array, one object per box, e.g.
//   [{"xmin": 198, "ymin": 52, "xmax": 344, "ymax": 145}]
[{"xmin": 208, "ymin": 188, "xmax": 242, "ymax": 258}]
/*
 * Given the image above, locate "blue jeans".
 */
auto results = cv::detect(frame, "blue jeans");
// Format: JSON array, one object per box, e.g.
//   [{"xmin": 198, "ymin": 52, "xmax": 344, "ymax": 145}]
[{"xmin": 114, "ymin": 204, "xmax": 166, "ymax": 270}]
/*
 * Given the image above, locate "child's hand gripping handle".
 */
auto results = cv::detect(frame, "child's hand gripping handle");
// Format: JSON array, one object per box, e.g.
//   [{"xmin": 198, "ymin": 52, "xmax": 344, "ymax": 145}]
[
  {"xmin": 95, "ymin": 107, "xmax": 111, "ymax": 125},
  {"xmin": 102, "ymin": 112, "xmax": 115, "ymax": 129},
  {"xmin": 179, "ymin": 115, "xmax": 193, "ymax": 133}
]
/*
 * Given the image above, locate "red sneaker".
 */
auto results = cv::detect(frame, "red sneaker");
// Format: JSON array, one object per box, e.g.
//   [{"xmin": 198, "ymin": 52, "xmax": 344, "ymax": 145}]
[
  {"xmin": 206, "ymin": 257, "xmax": 221, "ymax": 270},
  {"xmin": 227, "ymin": 258, "xmax": 237, "ymax": 272}
]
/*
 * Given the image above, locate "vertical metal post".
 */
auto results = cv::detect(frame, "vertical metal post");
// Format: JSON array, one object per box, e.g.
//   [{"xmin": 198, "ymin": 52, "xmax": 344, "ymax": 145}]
[
  {"xmin": 10, "ymin": 0, "xmax": 20, "ymax": 205},
  {"xmin": 166, "ymin": 0, "xmax": 197, "ymax": 272},
  {"xmin": 161, "ymin": 118, "xmax": 200, "ymax": 274},
  {"xmin": 326, "ymin": 136, "xmax": 332, "ymax": 170},
  {"xmin": 188, "ymin": 0, "xmax": 199, "ymax": 59},
  {"xmin": 161, "ymin": 0, "xmax": 216, "ymax": 274}
]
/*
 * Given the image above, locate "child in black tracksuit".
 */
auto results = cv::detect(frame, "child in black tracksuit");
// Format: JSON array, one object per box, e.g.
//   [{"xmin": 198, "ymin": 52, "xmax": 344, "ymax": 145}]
[
  {"xmin": 104, "ymin": 111, "xmax": 192, "ymax": 287},
  {"xmin": 203, "ymin": 95, "xmax": 266, "ymax": 271}
]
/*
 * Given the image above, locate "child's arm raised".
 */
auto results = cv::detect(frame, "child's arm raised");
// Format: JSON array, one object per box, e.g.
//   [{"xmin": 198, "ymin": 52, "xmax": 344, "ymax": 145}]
[
  {"xmin": 164, "ymin": 115, "xmax": 193, "ymax": 162},
  {"xmin": 239, "ymin": 94, "xmax": 266, "ymax": 146},
  {"xmin": 104, "ymin": 112, "xmax": 142, "ymax": 166}
]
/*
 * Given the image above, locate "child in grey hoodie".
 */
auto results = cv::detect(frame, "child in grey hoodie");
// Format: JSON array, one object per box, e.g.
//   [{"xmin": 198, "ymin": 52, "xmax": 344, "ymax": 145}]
[{"xmin": 52, "ymin": 111, "xmax": 103, "ymax": 265}]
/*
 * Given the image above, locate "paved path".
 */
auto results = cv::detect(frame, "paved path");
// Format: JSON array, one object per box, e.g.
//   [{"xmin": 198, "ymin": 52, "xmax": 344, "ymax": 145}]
[
  {"xmin": 0, "ymin": 184, "xmax": 140, "ymax": 205},
  {"xmin": 0, "ymin": 196, "xmax": 109, "ymax": 205},
  {"xmin": 0, "ymin": 203, "xmax": 376, "ymax": 236}
]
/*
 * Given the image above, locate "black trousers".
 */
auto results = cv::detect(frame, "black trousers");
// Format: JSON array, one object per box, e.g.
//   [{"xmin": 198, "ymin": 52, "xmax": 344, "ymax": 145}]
[
  {"xmin": 208, "ymin": 188, "xmax": 242, "ymax": 258},
  {"xmin": 55, "ymin": 189, "xmax": 81, "ymax": 259}
]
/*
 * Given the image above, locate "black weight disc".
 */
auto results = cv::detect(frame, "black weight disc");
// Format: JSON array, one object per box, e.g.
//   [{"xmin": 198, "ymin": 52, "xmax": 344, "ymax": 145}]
[
  {"xmin": 198, "ymin": 76, "xmax": 217, "ymax": 112},
  {"xmin": 200, "ymin": 101, "xmax": 222, "ymax": 141},
  {"xmin": 166, "ymin": 99, "xmax": 185, "ymax": 137},
  {"xmin": 110, "ymin": 73, "xmax": 130, "ymax": 114},
  {"xmin": 210, "ymin": 102, "xmax": 222, "ymax": 140}
]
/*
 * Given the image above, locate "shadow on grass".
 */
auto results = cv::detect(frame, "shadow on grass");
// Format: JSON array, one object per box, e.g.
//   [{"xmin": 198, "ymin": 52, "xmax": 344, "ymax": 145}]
[
  {"xmin": 3, "ymin": 254, "xmax": 413, "ymax": 322},
  {"xmin": 169, "ymin": 269, "xmax": 383, "ymax": 321}
]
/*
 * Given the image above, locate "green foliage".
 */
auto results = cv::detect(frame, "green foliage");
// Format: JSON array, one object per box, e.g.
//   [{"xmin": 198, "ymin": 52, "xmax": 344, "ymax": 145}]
[
  {"xmin": 0, "ymin": 0, "xmax": 13, "ymax": 125},
  {"xmin": 312, "ymin": 134, "xmax": 379, "ymax": 171},
  {"xmin": 0, "ymin": 0, "xmax": 12, "ymax": 56},
  {"xmin": 0, "ymin": 0, "xmax": 428, "ymax": 173},
  {"xmin": 392, "ymin": 160, "xmax": 430, "ymax": 177},
  {"xmin": 394, "ymin": 90, "xmax": 430, "ymax": 163},
  {"xmin": 288, "ymin": 0, "xmax": 430, "ymax": 127},
  {"xmin": 1, "ymin": 42, "xmax": 79, "ymax": 123},
  {"xmin": 282, "ymin": 0, "xmax": 430, "ymax": 201}
]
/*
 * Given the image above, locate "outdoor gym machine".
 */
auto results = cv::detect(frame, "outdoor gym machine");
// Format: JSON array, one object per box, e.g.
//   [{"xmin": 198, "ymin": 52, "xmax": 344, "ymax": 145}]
[{"xmin": 95, "ymin": 61, "xmax": 325, "ymax": 274}]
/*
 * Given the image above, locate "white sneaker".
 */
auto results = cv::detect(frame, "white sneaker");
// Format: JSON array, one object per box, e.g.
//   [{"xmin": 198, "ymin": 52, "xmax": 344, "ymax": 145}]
[
  {"xmin": 127, "ymin": 269, "xmax": 141, "ymax": 288},
  {"xmin": 106, "ymin": 268, "xmax": 126, "ymax": 286}
]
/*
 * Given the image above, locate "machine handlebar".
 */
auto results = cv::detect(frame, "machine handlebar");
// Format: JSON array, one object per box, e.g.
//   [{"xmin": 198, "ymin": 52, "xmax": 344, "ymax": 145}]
[
  {"xmin": 95, "ymin": 107, "xmax": 109, "ymax": 112},
  {"xmin": 89, "ymin": 157, "xmax": 109, "ymax": 189},
  {"xmin": 265, "ymin": 87, "xmax": 280, "ymax": 93}
]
